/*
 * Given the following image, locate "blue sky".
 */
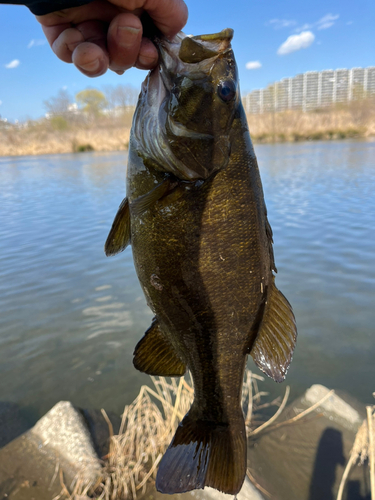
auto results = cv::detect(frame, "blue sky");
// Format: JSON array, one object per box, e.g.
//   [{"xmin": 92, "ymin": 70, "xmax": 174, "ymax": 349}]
[{"xmin": 0, "ymin": 0, "xmax": 374, "ymax": 122}]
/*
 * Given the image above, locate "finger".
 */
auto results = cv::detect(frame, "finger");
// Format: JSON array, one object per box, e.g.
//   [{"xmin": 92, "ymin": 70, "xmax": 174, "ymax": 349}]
[
  {"xmin": 47, "ymin": 20, "xmax": 110, "ymax": 77},
  {"xmin": 47, "ymin": 26, "xmax": 84, "ymax": 62},
  {"xmin": 72, "ymin": 42, "xmax": 109, "ymax": 77},
  {"xmin": 107, "ymin": 13, "xmax": 143, "ymax": 72},
  {"xmin": 108, "ymin": 0, "xmax": 188, "ymax": 38},
  {"xmin": 43, "ymin": 20, "xmax": 108, "ymax": 63},
  {"xmin": 145, "ymin": 0, "xmax": 188, "ymax": 37},
  {"xmin": 72, "ymin": 21, "xmax": 110, "ymax": 76},
  {"xmin": 135, "ymin": 37, "xmax": 158, "ymax": 69}
]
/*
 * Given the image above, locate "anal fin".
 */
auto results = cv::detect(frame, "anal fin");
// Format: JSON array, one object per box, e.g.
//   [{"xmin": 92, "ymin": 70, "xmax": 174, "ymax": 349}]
[
  {"xmin": 133, "ymin": 317, "xmax": 186, "ymax": 376},
  {"xmin": 251, "ymin": 279, "xmax": 297, "ymax": 383},
  {"xmin": 104, "ymin": 197, "xmax": 131, "ymax": 256}
]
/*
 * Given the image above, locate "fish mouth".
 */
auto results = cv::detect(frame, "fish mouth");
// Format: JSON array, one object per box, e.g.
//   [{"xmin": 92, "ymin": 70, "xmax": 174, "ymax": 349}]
[
  {"xmin": 156, "ymin": 29, "xmax": 234, "ymax": 92},
  {"xmin": 133, "ymin": 29, "xmax": 235, "ymax": 181},
  {"xmin": 140, "ymin": 27, "xmax": 234, "ymax": 120}
]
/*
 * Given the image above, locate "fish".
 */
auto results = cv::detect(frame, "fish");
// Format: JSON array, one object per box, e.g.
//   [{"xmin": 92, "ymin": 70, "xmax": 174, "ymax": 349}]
[{"xmin": 105, "ymin": 28, "xmax": 297, "ymax": 496}]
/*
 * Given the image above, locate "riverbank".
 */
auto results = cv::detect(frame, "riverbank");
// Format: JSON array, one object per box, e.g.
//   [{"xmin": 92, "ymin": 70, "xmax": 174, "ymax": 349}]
[
  {"xmin": 0, "ymin": 373, "xmax": 373, "ymax": 500},
  {"xmin": 0, "ymin": 124, "xmax": 131, "ymax": 157},
  {"xmin": 0, "ymin": 107, "xmax": 374, "ymax": 157},
  {"xmin": 247, "ymin": 107, "xmax": 375, "ymax": 143}
]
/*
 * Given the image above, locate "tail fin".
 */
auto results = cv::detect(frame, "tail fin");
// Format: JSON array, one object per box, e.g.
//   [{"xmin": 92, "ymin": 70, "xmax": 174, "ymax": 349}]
[{"xmin": 156, "ymin": 411, "xmax": 246, "ymax": 495}]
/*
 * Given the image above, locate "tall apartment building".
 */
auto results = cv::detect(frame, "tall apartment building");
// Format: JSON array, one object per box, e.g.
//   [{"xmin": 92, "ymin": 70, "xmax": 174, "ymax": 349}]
[{"xmin": 243, "ymin": 66, "xmax": 375, "ymax": 114}]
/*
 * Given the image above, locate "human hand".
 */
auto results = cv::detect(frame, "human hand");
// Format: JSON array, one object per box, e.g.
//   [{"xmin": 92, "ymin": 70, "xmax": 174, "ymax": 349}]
[{"xmin": 36, "ymin": 0, "xmax": 188, "ymax": 77}]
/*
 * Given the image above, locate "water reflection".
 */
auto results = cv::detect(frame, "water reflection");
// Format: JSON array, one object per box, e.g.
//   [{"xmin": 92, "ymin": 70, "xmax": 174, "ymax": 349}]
[{"xmin": 0, "ymin": 142, "xmax": 374, "ymax": 420}]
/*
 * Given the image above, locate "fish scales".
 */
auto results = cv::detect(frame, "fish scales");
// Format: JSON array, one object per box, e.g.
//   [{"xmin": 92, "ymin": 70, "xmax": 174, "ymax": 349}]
[{"xmin": 105, "ymin": 27, "xmax": 297, "ymax": 496}]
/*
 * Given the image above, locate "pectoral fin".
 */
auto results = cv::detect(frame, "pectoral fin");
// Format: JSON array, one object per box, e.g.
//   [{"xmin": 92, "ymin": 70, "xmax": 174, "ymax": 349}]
[
  {"xmin": 104, "ymin": 197, "xmax": 131, "ymax": 256},
  {"xmin": 251, "ymin": 280, "xmax": 297, "ymax": 382},
  {"xmin": 131, "ymin": 178, "xmax": 171, "ymax": 216},
  {"xmin": 133, "ymin": 317, "xmax": 186, "ymax": 376}
]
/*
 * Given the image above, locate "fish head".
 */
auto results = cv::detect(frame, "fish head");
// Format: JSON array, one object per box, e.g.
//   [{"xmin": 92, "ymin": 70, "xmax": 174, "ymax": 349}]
[{"xmin": 132, "ymin": 29, "xmax": 240, "ymax": 181}]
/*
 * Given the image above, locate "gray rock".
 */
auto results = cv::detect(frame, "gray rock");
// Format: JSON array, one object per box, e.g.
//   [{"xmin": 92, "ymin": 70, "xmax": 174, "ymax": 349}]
[
  {"xmin": 0, "ymin": 433, "xmax": 62, "ymax": 500},
  {"xmin": 0, "ymin": 401, "xmax": 103, "ymax": 499},
  {"xmin": 303, "ymin": 384, "xmax": 363, "ymax": 430},
  {"xmin": 247, "ymin": 385, "xmax": 369, "ymax": 500},
  {"xmin": 31, "ymin": 401, "xmax": 102, "ymax": 483}
]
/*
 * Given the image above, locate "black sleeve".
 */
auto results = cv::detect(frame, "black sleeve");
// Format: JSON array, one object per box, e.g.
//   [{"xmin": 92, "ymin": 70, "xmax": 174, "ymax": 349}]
[{"xmin": 1, "ymin": 0, "xmax": 93, "ymax": 15}]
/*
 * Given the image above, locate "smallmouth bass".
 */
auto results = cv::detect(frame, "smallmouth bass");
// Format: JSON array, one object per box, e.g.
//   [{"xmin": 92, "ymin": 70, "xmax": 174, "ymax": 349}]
[{"xmin": 105, "ymin": 28, "xmax": 297, "ymax": 496}]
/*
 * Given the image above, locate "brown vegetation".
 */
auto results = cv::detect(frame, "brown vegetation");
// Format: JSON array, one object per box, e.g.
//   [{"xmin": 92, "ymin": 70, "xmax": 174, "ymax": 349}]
[
  {"xmin": 0, "ymin": 86, "xmax": 135, "ymax": 157},
  {"xmin": 53, "ymin": 372, "xmax": 370, "ymax": 500},
  {"xmin": 0, "ymin": 114, "xmax": 132, "ymax": 157},
  {"xmin": 1, "ymin": 92, "xmax": 374, "ymax": 157},
  {"xmin": 247, "ymin": 97, "xmax": 375, "ymax": 143},
  {"xmin": 54, "ymin": 372, "xmax": 274, "ymax": 500}
]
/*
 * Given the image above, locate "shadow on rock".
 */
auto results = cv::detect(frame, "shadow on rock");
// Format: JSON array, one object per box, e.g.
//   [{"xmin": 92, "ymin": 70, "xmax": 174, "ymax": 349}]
[
  {"xmin": 247, "ymin": 385, "xmax": 371, "ymax": 500},
  {"xmin": 346, "ymin": 480, "xmax": 371, "ymax": 500},
  {"xmin": 308, "ymin": 428, "xmax": 345, "ymax": 500}
]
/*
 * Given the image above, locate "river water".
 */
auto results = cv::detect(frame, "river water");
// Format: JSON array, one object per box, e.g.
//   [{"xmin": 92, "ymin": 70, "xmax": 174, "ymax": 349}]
[{"xmin": 0, "ymin": 140, "xmax": 374, "ymax": 422}]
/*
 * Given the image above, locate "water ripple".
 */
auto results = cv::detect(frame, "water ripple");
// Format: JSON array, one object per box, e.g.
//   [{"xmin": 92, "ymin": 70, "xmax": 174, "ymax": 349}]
[{"xmin": 0, "ymin": 143, "xmax": 374, "ymax": 418}]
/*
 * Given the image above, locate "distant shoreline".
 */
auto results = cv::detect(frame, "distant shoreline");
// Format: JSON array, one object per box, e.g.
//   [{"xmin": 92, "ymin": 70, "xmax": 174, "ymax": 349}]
[
  {"xmin": 0, "ymin": 133, "xmax": 374, "ymax": 159},
  {"xmin": 0, "ymin": 126, "xmax": 131, "ymax": 157},
  {"xmin": 0, "ymin": 108, "xmax": 374, "ymax": 157}
]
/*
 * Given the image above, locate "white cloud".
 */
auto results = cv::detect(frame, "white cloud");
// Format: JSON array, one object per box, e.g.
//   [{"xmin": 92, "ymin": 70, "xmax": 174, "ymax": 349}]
[
  {"xmin": 295, "ymin": 13, "xmax": 339, "ymax": 32},
  {"xmin": 246, "ymin": 61, "xmax": 262, "ymax": 70},
  {"xmin": 277, "ymin": 31, "xmax": 315, "ymax": 55},
  {"xmin": 5, "ymin": 59, "xmax": 20, "ymax": 69},
  {"xmin": 317, "ymin": 13, "xmax": 339, "ymax": 30},
  {"xmin": 296, "ymin": 23, "xmax": 312, "ymax": 32},
  {"xmin": 346, "ymin": 21, "xmax": 353, "ymax": 25},
  {"xmin": 267, "ymin": 19, "xmax": 297, "ymax": 29},
  {"xmin": 0, "ymin": 100, "xmax": 2, "ymax": 106},
  {"xmin": 27, "ymin": 39, "xmax": 46, "ymax": 49}
]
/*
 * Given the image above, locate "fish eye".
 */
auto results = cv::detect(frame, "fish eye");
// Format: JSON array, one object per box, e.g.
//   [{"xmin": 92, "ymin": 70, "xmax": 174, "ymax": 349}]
[{"xmin": 217, "ymin": 80, "xmax": 236, "ymax": 102}]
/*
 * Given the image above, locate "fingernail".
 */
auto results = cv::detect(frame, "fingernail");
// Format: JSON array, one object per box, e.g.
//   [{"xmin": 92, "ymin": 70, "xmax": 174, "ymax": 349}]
[
  {"xmin": 115, "ymin": 70, "xmax": 125, "ymax": 75},
  {"xmin": 117, "ymin": 26, "xmax": 141, "ymax": 48},
  {"xmin": 79, "ymin": 58, "xmax": 100, "ymax": 73}
]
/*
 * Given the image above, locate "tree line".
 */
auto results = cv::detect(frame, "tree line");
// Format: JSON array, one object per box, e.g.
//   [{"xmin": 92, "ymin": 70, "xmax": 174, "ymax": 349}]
[{"xmin": 43, "ymin": 85, "xmax": 140, "ymax": 126}]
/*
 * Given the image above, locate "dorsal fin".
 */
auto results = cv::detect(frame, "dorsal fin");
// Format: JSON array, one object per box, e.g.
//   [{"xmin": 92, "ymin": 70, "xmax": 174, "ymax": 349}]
[{"xmin": 251, "ymin": 279, "xmax": 297, "ymax": 382}]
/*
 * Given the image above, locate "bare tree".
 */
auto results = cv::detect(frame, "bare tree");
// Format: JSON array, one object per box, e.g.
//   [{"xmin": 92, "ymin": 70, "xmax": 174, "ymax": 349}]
[
  {"xmin": 43, "ymin": 89, "xmax": 73, "ymax": 118},
  {"xmin": 103, "ymin": 84, "xmax": 139, "ymax": 116}
]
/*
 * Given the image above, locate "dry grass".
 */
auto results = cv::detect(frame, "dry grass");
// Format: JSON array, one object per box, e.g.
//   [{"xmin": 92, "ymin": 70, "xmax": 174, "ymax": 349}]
[
  {"xmin": 247, "ymin": 102, "xmax": 375, "ymax": 144},
  {"xmin": 1, "ymin": 100, "xmax": 374, "ymax": 158},
  {"xmin": 337, "ymin": 404, "xmax": 375, "ymax": 500},
  {"xmin": 54, "ymin": 372, "xmax": 375, "ymax": 500},
  {"xmin": 54, "ymin": 371, "xmax": 276, "ymax": 500},
  {"xmin": 0, "ymin": 124, "xmax": 131, "ymax": 157},
  {"xmin": 53, "ymin": 371, "xmax": 342, "ymax": 500}
]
